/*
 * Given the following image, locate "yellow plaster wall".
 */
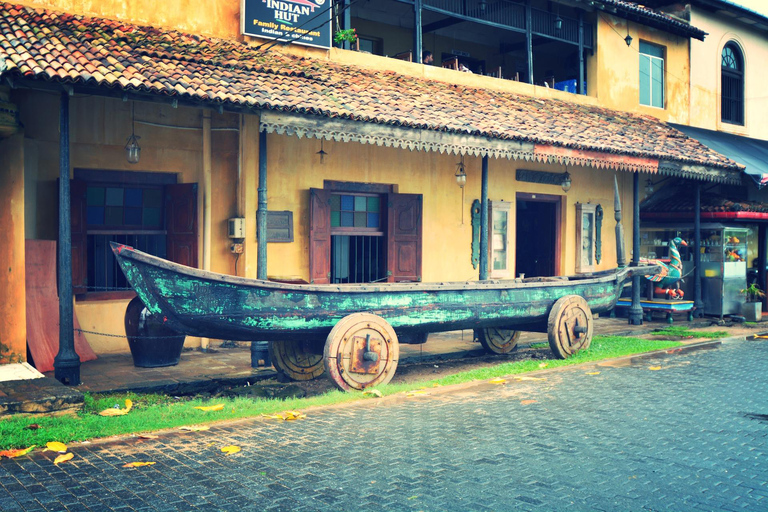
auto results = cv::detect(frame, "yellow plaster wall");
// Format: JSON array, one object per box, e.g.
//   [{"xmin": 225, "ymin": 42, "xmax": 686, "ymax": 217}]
[
  {"xmin": 593, "ymin": 15, "xmax": 690, "ymax": 123},
  {"xmin": 688, "ymin": 10, "xmax": 768, "ymax": 139},
  {"xmin": 0, "ymin": 133, "xmax": 27, "ymax": 364}
]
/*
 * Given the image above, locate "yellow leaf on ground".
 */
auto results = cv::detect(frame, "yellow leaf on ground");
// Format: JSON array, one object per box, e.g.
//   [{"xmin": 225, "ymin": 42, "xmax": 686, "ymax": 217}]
[
  {"xmin": 99, "ymin": 408, "xmax": 128, "ymax": 416},
  {"xmin": 179, "ymin": 425, "xmax": 210, "ymax": 432},
  {"xmin": 194, "ymin": 404, "xmax": 224, "ymax": 412},
  {"xmin": 283, "ymin": 411, "xmax": 305, "ymax": 421},
  {"xmin": 124, "ymin": 399, "xmax": 133, "ymax": 412},
  {"xmin": 406, "ymin": 390, "xmax": 429, "ymax": 397},
  {"xmin": 53, "ymin": 453, "xmax": 74, "ymax": 465},
  {"xmin": 138, "ymin": 434, "xmax": 158, "ymax": 440},
  {"xmin": 362, "ymin": 389, "xmax": 383, "ymax": 398},
  {"xmin": 586, "ymin": 371, "xmax": 601, "ymax": 375},
  {"xmin": 648, "ymin": 366, "xmax": 662, "ymax": 371},
  {"xmin": 0, "ymin": 445, "xmax": 35, "ymax": 458},
  {"xmin": 489, "ymin": 378, "xmax": 507, "ymax": 384},
  {"xmin": 521, "ymin": 400, "xmax": 538, "ymax": 405},
  {"xmin": 538, "ymin": 363, "xmax": 549, "ymax": 368},
  {"xmin": 513, "ymin": 376, "xmax": 546, "ymax": 381},
  {"xmin": 263, "ymin": 414, "xmax": 285, "ymax": 420},
  {"xmin": 45, "ymin": 441, "xmax": 67, "ymax": 453},
  {"xmin": 221, "ymin": 446, "xmax": 241, "ymax": 455},
  {"xmin": 122, "ymin": 461, "xmax": 156, "ymax": 468}
]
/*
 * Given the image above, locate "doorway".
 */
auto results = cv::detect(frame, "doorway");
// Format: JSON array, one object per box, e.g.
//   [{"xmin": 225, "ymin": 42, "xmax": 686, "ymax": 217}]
[{"xmin": 515, "ymin": 193, "xmax": 562, "ymax": 278}]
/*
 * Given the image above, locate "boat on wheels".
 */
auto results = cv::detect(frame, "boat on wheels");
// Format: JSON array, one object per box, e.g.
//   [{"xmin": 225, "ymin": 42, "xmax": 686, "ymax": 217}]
[{"xmin": 111, "ymin": 241, "xmax": 659, "ymax": 391}]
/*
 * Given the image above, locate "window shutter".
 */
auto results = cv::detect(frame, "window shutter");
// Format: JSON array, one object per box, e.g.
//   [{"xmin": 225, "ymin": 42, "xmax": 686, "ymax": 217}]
[
  {"xmin": 387, "ymin": 193, "xmax": 422, "ymax": 282},
  {"xmin": 309, "ymin": 188, "xmax": 331, "ymax": 284},
  {"xmin": 70, "ymin": 179, "xmax": 87, "ymax": 294},
  {"xmin": 165, "ymin": 183, "xmax": 198, "ymax": 268}
]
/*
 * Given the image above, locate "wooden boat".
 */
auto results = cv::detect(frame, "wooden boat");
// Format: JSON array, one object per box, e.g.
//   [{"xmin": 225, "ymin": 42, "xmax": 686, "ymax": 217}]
[{"xmin": 111, "ymin": 242, "xmax": 659, "ymax": 391}]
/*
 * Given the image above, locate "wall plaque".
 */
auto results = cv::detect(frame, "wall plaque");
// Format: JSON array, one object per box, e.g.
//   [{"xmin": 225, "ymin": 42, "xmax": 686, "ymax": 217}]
[{"xmin": 260, "ymin": 210, "xmax": 294, "ymax": 243}]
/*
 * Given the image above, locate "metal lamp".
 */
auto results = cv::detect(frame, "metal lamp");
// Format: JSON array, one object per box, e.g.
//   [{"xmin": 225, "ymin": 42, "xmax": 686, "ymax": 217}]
[
  {"xmin": 561, "ymin": 171, "xmax": 571, "ymax": 192},
  {"xmin": 645, "ymin": 178, "xmax": 654, "ymax": 196},
  {"xmin": 455, "ymin": 157, "xmax": 467, "ymax": 188},
  {"xmin": 555, "ymin": 15, "xmax": 563, "ymax": 31},
  {"xmin": 125, "ymin": 101, "xmax": 141, "ymax": 164}
]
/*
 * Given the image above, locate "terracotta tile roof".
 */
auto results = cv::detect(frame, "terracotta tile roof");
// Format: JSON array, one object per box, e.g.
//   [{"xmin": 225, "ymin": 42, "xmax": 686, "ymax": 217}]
[
  {"xmin": 601, "ymin": 1, "xmax": 707, "ymax": 40},
  {"xmin": 0, "ymin": 3, "xmax": 739, "ymax": 173}
]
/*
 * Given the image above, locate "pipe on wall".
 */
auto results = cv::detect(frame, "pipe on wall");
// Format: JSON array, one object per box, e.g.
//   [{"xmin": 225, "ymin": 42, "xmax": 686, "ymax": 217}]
[{"xmin": 200, "ymin": 110, "xmax": 212, "ymax": 350}]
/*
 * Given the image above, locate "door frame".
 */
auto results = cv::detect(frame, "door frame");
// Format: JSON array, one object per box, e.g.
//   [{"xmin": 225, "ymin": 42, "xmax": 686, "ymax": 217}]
[{"xmin": 515, "ymin": 192, "xmax": 564, "ymax": 276}]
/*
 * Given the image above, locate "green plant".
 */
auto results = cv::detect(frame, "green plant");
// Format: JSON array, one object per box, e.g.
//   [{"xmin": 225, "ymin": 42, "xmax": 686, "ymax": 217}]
[
  {"xmin": 333, "ymin": 28, "xmax": 357, "ymax": 45},
  {"xmin": 741, "ymin": 283, "xmax": 765, "ymax": 302}
]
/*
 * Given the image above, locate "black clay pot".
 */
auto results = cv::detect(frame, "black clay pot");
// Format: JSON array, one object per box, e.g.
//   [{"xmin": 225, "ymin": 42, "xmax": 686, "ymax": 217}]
[{"xmin": 124, "ymin": 296, "xmax": 186, "ymax": 368}]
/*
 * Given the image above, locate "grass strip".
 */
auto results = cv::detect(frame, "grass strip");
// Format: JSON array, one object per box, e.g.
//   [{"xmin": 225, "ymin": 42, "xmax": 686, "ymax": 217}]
[
  {"xmin": 651, "ymin": 325, "xmax": 729, "ymax": 339},
  {"xmin": 0, "ymin": 334, "xmax": 687, "ymax": 449}
]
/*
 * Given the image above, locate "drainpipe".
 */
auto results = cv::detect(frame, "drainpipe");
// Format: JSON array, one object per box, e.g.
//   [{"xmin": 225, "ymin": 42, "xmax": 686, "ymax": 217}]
[
  {"xmin": 628, "ymin": 172, "xmax": 643, "ymax": 325},
  {"xmin": 200, "ymin": 110, "xmax": 212, "ymax": 351},
  {"xmin": 479, "ymin": 156, "xmax": 489, "ymax": 280},
  {"xmin": 54, "ymin": 90, "xmax": 80, "ymax": 386},
  {"xmin": 526, "ymin": 0, "xmax": 533, "ymax": 84},
  {"xmin": 693, "ymin": 183, "xmax": 703, "ymax": 315}
]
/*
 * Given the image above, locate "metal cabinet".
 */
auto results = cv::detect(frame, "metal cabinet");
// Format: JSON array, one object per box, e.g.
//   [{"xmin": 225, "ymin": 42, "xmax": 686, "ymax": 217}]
[{"xmin": 639, "ymin": 224, "xmax": 749, "ymax": 317}]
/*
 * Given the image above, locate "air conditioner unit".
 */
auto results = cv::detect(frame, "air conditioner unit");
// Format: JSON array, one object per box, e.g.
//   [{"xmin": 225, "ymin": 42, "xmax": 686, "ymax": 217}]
[{"xmin": 227, "ymin": 218, "xmax": 245, "ymax": 239}]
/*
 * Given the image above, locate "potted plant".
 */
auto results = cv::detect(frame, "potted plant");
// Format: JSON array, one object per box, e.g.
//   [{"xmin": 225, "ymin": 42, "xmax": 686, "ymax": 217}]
[
  {"xmin": 740, "ymin": 283, "xmax": 765, "ymax": 322},
  {"xmin": 334, "ymin": 28, "xmax": 358, "ymax": 50}
]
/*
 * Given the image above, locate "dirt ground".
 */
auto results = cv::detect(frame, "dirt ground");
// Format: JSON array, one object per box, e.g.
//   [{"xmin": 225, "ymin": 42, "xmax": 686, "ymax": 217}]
[{"xmin": 234, "ymin": 322, "xmax": 764, "ymax": 399}]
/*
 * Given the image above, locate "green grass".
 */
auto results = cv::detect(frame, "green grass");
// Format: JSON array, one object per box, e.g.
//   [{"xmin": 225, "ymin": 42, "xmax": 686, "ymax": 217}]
[
  {"xmin": 0, "ymin": 334, "xmax": 700, "ymax": 450},
  {"xmin": 651, "ymin": 325, "xmax": 729, "ymax": 339}
]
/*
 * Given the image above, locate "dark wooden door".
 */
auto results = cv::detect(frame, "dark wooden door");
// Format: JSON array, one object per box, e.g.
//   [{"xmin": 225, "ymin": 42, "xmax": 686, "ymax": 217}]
[
  {"xmin": 69, "ymin": 179, "xmax": 88, "ymax": 294},
  {"xmin": 309, "ymin": 188, "xmax": 331, "ymax": 284},
  {"xmin": 387, "ymin": 193, "xmax": 422, "ymax": 282},
  {"xmin": 165, "ymin": 183, "xmax": 198, "ymax": 268}
]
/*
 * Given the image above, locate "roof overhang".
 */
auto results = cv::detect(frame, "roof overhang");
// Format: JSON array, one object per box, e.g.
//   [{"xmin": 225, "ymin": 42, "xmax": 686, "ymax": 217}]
[{"xmin": 669, "ymin": 123, "xmax": 768, "ymax": 189}]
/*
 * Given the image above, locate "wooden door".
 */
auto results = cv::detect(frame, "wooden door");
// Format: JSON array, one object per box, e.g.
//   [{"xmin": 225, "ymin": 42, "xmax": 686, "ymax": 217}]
[
  {"xmin": 309, "ymin": 188, "xmax": 331, "ymax": 284},
  {"xmin": 165, "ymin": 183, "xmax": 198, "ymax": 268},
  {"xmin": 387, "ymin": 193, "xmax": 422, "ymax": 282},
  {"xmin": 70, "ymin": 179, "xmax": 88, "ymax": 294}
]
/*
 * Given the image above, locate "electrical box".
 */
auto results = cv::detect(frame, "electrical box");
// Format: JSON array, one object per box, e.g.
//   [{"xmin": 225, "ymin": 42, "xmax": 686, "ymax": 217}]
[{"xmin": 228, "ymin": 218, "xmax": 245, "ymax": 239}]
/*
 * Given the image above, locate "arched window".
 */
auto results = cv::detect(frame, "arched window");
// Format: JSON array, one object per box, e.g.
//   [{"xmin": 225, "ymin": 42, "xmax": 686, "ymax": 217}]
[{"xmin": 721, "ymin": 42, "xmax": 744, "ymax": 125}]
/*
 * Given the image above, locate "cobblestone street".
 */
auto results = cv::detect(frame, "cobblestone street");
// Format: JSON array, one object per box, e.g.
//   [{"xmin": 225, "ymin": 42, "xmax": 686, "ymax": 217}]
[{"xmin": 2, "ymin": 338, "xmax": 767, "ymax": 511}]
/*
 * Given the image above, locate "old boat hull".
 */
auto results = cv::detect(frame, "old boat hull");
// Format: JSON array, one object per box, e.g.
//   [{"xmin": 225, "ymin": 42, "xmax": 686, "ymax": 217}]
[{"xmin": 111, "ymin": 242, "xmax": 653, "ymax": 342}]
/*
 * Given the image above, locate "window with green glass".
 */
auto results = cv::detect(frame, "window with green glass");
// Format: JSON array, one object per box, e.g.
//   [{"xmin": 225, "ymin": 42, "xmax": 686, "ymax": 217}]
[
  {"xmin": 330, "ymin": 193, "xmax": 381, "ymax": 229},
  {"xmin": 639, "ymin": 41, "xmax": 664, "ymax": 109}
]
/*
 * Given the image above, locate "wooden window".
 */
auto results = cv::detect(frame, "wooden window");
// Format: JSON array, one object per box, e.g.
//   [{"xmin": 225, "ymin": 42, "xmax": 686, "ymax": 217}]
[
  {"xmin": 575, "ymin": 203, "xmax": 597, "ymax": 273},
  {"xmin": 489, "ymin": 200, "xmax": 512, "ymax": 279},
  {"xmin": 309, "ymin": 187, "xmax": 422, "ymax": 284},
  {"xmin": 639, "ymin": 41, "xmax": 665, "ymax": 109},
  {"xmin": 721, "ymin": 42, "xmax": 744, "ymax": 125},
  {"xmin": 70, "ymin": 172, "xmax": 197, "ymax": 296}
]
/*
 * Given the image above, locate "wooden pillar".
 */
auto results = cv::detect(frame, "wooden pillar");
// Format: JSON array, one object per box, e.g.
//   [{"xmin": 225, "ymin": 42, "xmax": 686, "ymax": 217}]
[
  {"xmin": 578, "ymin": 11, "xmax": 585, "ymax": 95},
  {"xmin": 628, "ymin": 172, "xmax": 643, "ymax": 325},
  {"xmin": 526, "ymin": 0, "xmax": 533, "ymax": 84},
  {"xmin": 54, "ymin": 90, "xmax": 80, "ymax": 385},
  {"xmin": 414, "ymin": 0, "xmax": 423, "ymax": 63},
  {"xmin": 479, "ymin": 156, "xmax": 489, "ymax": 280},
  {"xmin": 693, "ymin": 183, "xmax": 704, "ymax": 316},
  {"xmin": 257, "ymin": 130, "xmax": 268, "ymax": 280}
]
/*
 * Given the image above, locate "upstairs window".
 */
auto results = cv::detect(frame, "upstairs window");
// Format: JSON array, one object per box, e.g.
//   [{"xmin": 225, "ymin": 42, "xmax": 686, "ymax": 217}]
[
  {"xmin": 721, "ymin": 42, "xmax": 744, "ymax": 125},
  {"xmin": 639, "ymin": 41, "xmax": 665, "ymax": 109}
]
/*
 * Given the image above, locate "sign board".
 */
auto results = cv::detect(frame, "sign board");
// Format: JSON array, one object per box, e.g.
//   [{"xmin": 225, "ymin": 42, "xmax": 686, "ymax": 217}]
[{"xmin": 241, "ymin": 0, "xmax": 332, "ymax": 49}]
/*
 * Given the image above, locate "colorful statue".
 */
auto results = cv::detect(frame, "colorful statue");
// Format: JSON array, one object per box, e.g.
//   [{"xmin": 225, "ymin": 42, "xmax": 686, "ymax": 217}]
[{"xmin": 646, "ymin": 237, "xmax": 688, "ymax": 299}]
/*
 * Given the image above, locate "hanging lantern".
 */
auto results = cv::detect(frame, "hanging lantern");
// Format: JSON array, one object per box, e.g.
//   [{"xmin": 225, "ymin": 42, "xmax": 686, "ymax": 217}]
[{"xmin": 125, "ymin": 101, "xmax": 141, "ymax": 164}]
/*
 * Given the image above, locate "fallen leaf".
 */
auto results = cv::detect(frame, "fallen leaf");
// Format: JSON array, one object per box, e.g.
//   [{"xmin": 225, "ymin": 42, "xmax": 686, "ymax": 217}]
[
  {"xmin": 137, "ymin": 434, "xmax": 158, "ymax": 440},
  {"xmin": 513, "ymin": 376, "xmax": 546, "ymax": 381},
  {"xmin": 179, "ymin": 425, "xmax": 210, "ymax": 432},
  {"xmin": 194, "ymin": 404, "xmax": 224, "ymax": 412},
  {"xmin": 489, "ymin": 378, "xmax": 507, "ymax": 384},
  {"xmin": 25, "ymin": 424, "xmax": 40, "ymax": 430},
  {"xmin": 45, "ymin": 441, "xmax": 68, "ymax": 453},
  {"xmin": 538, "ymin": 363, "xmax": 549, "ymax": 368},
  {"xmin": 362, "ymin": 389, "xmax": 383, "ymax": 398},
  {"xmin": 406, "ymin": 390, "xmax": 429, "ymax": 397},
  {"xmin": 53, "ymin": 453, "xmax": 74, "ymax": 465},
  {"xmin": 99, "ymin": 408, "xmax": 128, "ymax": 417},
  {"xmin": 0, "ymin": 445, "xmax": 35, "ymax": 458},
  {"xmin": 283, "ymin": 411, "xmax": 305, "ymax": 421},
  {"xmin": 521, "ymin": 400, "xmax": 538, "ymax": 405},
  {"xmin": 124, "ymin": 399, "xmax": 133, "ymax": 412},
  {"xmin": 648, "ymin": 366, "xmax": 662, "ymax": 371},
  {"xmin": 586, "ymin": 372, "xmax": 601, "ymax": 375},
  {"xmin": 221, "ymin": 445, "xmax": 241, "ymax": 455},
  {"xmin": 122, "ymin": 461, "xmax": 156, "ymax": 468}
]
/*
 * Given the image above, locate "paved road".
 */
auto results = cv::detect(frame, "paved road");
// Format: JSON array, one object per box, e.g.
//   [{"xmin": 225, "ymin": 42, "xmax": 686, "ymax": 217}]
[{"xmin": 2, "ymin": 338, "xmax": 767, "ymax": 512}]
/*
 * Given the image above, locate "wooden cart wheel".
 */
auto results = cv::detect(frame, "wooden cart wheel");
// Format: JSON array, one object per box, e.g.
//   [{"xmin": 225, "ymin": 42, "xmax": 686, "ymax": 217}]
[
  {"xmin": 268, "ymin": 340, "xmax": 325, "ymax": 381},
  {"xmin": 323, "ymin": 313, "xmax": 399, "ymax": 391},
  {"xmin": 478, "ymin": 327, "xmax": 520, "ymax": 354},
  {"xmin": 547, "ymin": 295, "xmax": 593, "ymax": 359}
]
